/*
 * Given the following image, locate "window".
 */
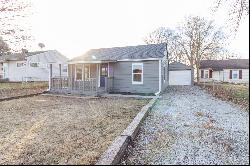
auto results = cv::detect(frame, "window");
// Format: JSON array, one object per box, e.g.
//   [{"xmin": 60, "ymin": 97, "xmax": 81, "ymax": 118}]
[
  {"xmin": 30, "ymin": 62, "xmax": 39, "ymax": 67},
  {"xmin": 76, "ymin": 64, "xmax": 83, "ymax": 80},
  {"xmin": 132, "ymin": 63, "xmax": 143, "ymax": 84},
  {"xmin": 84, "ymin": 64, "xmax": 90, "ymax": 80},
  {"xmin": 204, "ymin": 70, "xmax": 209, "ymax": 78},
  {"xmin": 232, "ymin": 70, "xmax": 238, "ymax": 79},
  {"xmin": 17, "ymin": 62, "xmax": 25, "ymax": 67},
  {"xmin": 63, "ymin": 65, "xmax": 68, "ymax": 72}
]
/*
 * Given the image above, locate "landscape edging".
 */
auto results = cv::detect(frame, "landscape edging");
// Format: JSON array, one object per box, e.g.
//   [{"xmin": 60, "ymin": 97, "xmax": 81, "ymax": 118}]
[
  {"xmin": 0, "ymin": 91, "xmax": 47, "ymax": 102},
  {"xmin": 96, "ymin": 97, "xmax": 158, "ymax": 165}
]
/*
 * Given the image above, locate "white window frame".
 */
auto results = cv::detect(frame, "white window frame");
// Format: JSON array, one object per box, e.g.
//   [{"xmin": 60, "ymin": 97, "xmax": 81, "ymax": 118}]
[
  {"xmin": 16, "ymin": 62, "xmax": 26, "ymax": 68},
  {"xmin": 29, "ymin": 62, "xmax": 40, "ymax": 68},
  {"xmin": 132, "ymin": 63, "xmax": 143, "ymax": 85},
  {"xmin": 204, "ymin": 70, "xmax": 209, "ymax": 79},
  {"xmin": 232, "ymin": 70, "xmax": 238, "ymax": 79}
]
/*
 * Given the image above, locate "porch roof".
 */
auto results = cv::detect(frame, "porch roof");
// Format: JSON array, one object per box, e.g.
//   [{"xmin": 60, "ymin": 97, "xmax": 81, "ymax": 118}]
[{"xmin": 69, "ymin": 43, "xmax": 166, "ymax": 63}]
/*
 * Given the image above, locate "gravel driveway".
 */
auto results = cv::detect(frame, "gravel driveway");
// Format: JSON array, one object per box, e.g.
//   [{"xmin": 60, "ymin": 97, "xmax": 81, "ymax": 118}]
[{"xmin": 122, "ymin": 86, "xmax": 249, "ymax": 165}]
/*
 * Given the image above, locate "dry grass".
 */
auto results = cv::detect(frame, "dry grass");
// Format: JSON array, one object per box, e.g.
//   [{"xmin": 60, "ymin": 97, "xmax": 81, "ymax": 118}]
[
  {"xmin": 197, "ymin": 83, "xmax": 249, "ymax": 111},
  {"xmin": 0, "ymin": 95, "xmax": 148, "ymax": 165},
  {"xmin": 0, "ymin": 82, "xmax": 48, "ymax": 90},
  {"xmin": 0, "ymin": 82, "xmax": 48, "ymax": 99},
  {"xmin": 195, "ymin": 111, "xmax": 205, "ymax": 117}
]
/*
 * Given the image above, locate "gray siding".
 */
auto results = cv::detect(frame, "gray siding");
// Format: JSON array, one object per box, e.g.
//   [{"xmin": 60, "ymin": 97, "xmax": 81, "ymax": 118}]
[
  {"xmin": 161, "ymin": 60, "xmax": 169, "ymax": 91},
  {"xmin": 112, "ymin": 61, "xmax": 159, "ymax": 94}
]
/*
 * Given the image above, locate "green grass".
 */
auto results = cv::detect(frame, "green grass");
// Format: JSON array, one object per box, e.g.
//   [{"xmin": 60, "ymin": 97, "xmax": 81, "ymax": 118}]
[
  {"xmin": 222, "ymin": 83, "xmax": 249, "ymax": 101},
  {"xmin": 0, "ymin": 82, "xmax": 48, "ymax": 90}
]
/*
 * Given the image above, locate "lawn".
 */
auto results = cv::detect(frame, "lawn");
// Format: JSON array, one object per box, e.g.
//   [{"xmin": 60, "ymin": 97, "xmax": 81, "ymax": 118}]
[
  {"xmin": 198, "ymin": 82, "xmax": 249, "ymax": 111},
  {"xmin": 0, "ymin": 95, "xmax": 148, "ymax": 165}
]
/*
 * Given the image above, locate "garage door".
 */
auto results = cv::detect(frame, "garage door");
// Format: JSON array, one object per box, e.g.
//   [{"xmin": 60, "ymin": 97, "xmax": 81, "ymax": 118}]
[{"xmin": 169, "ymin": 70, "xmax": 191, "ymax": 85}]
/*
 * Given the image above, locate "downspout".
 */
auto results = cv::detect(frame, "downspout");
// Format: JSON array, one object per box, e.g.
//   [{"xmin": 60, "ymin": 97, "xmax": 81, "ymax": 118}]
[{"xmin": 155, "ymin": 59, "xmax": 162, "ymax": 96}]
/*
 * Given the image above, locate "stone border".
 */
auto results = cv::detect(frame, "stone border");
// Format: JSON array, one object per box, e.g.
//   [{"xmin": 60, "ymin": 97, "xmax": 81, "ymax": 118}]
[
  {"xmin": 41, "ymin": 93, "xmax": 99, "ymax": 99},
  {"xmin": 96, "ymin": 97, "xmax": 158, "ymax": 165}
]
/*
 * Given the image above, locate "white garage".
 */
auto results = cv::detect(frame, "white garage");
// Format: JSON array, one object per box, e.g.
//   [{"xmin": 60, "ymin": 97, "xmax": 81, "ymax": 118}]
[{"xmin": 169, "ymin": 62, "xmax": 193, "ymax": 86}]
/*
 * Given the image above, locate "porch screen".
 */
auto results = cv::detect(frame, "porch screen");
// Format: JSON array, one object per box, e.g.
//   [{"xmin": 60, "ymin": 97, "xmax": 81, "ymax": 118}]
[{"xmin": 76, "ymin": 64, "xmax": 83, "ymax": 80}]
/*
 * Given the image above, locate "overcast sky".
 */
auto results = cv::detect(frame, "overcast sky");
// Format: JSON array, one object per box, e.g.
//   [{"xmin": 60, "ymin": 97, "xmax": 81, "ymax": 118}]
[{"xmin": 30, "ymin": 0, "xmax": 249, "ymax": 59}]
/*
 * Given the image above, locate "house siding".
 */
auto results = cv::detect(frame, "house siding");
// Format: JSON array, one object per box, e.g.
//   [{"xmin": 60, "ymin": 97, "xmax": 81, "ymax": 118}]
[
  {"xmin": 0, "ymin": 62, "xmax": 3, "ymax": 79},
  {"xmin": 199, "ymin": 69, "xmax": 249, "ymax": 83},
  {"xmin": 161, "ymin": 59, "xmax": 169, "ymax": 91},
  {"xmin": 223, "ymin": 69, "xmax": 249, "ymax": 83},
  {"xmin": 112, "ymin": 61, "xmax": 159, "ymax": 94},
  {"xmin": 3, "ymin": 51, "xmax": 68, "ymax": 82}
]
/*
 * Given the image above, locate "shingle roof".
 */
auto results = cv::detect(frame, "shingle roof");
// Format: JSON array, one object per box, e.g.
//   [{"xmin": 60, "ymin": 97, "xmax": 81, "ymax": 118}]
[
  {"xmin": 70, "ymin": 43, "xmax": 167, "ymax": 62},
  {"xmin": 200, "ymin": 59, "xmax": 249, "ymax": 71},
  {"xmin": 0, "ymin": 50, "xmax": 50, "ymax": 62},
  {"xmin": 169, "ymin": 62, "xmax": 193, "ymax": 71}
]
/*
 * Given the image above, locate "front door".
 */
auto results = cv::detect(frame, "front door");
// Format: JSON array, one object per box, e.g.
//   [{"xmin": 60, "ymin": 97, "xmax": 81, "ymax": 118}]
[{"xmin": 100, "ymin": 64, "xmax": 108, "ymax": 87}]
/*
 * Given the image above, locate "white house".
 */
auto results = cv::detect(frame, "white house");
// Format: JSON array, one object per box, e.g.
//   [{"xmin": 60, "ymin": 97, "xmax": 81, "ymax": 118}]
[
  {"xmin": 199, "ymin": 59, "xmax": 249, "ymax": 84},
  {"xmin": 0, "ymin": 50, "xmax": 68, "ymax": 82}
]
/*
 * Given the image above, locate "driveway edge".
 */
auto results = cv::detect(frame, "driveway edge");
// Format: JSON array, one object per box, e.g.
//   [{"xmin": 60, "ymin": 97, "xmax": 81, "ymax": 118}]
[{"xmin": 96, "ymin": 97, "xmax": 158, "ymax": 165}]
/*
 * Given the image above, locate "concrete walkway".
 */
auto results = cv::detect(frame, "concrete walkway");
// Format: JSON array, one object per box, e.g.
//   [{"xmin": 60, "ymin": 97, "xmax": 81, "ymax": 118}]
[{"xmin": 121, "ymin": 86, "xmax": 249, "ymax": 165}]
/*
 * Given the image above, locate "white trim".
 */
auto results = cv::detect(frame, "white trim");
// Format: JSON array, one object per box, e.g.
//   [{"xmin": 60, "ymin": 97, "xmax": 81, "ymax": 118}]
[
  {"xmin": 16, "ymin": 61, "xmax": 26, "ymax": 68},
  {"xmin": 132, "ymin": 63, "xmax": 143, "ymax": 85},
  {"xmin": 155, "ymin": 60, "xmax": 162, "ymax": 95},
  {"xmin": 98, "ymin": 64, "xmax": 101, "ymax": 87},
  {"xmin": 108, "ymin": 62, "xmax": 110, "ymax": 77},
  {"xmin": 74, "ymin": 64, "xmax": 77, "ymax": 81},
  {"xmin": 68, "ymin": 61, "xmax": 115, "ymax": 64},
  {"xmin": 118, "ymin": 58, "xmax": 161, "ymax": 62},
  {"xmin": 29, "ymin": 62, "xmax": 40, "ymax": 68}
]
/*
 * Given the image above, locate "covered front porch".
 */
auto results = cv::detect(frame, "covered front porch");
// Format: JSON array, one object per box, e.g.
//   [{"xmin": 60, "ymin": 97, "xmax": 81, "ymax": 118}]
[{"xmin": 49, "ymin": 62, "xmax": 114, "ymax": 95}]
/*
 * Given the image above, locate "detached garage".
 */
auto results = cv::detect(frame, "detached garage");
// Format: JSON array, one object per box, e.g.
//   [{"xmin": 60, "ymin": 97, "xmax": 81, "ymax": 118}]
[{"xmin": 169, "ymin": 62, "xmax": 194, "ymax": 85}]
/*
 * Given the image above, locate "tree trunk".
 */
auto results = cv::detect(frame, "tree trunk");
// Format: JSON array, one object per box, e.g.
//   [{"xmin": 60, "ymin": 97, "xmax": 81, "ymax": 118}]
[{"xmin": 197, "ymin": 67, "xmax": 200, "ymax": 83}]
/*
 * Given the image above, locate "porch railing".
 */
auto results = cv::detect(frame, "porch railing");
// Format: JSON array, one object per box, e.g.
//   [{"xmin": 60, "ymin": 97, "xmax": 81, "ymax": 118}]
[
  {"xmin": 51, "ymin": 76, "xmax": 98, "ymax": 93},
  {"xmin": 50, "ymin": 76, "xmax": 114, "ymax": 94}
]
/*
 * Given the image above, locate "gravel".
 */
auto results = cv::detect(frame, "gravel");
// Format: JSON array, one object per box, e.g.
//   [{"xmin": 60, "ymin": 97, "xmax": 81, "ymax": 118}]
[{"xmin": 121, "ymin": 86, "xmax": 249, "ymax": 165}]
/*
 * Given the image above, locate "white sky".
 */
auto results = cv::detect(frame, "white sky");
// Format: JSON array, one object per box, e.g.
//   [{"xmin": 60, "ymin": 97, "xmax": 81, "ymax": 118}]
[{"xmin": 30, "ymin": 0, "xmax": 249, "ymax": 59}]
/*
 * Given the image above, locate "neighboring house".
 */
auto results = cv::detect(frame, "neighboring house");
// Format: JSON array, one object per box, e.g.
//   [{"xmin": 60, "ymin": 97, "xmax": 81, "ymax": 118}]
[
  {"xmin": 169, "ymin": 62, "xmax": 194, "ymax": 85},
  {"xmin": 0, "ymin": 62, "xmax": 3, "ymax": 79},
  {"xmin": 0, "ymin": 50, "xmax": 68, "ymax": 82},
  {"xmin": 50, "ymin": 43, "xmax": 169, "ymax": 95},
  {"xmin": 199, "ymin": 59, "xmax": 249, "ymax": 83}
]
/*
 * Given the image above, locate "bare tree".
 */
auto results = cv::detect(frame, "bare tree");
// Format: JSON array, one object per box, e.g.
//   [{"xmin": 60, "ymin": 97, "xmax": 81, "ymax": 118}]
[
  {"xmin": 0, "ymin": 36, "xmax": 11, "ymax": 55},
  {"xmin": 177, "ymin": 16, "xmax": 226, "ymax": 83},
  {"xmin": 38, "ymin": 43, "xmax": 45, "ymax": 50},
  {"xmin": 0, "ymin": 0, "xmax": 33, "ymax": 52},
  {"xmin": 213, "ymin": 0, "xmax": 249, "ymax": 33},
  {"xmin": 144, "ymin": 27, "xmax": 186, "ymax": 63}
]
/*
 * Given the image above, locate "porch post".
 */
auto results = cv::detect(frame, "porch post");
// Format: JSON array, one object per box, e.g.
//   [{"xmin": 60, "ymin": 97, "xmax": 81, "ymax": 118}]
[
  {"xmin": 59, "ymin": 64, "xmax": 62, "ymax": 89},
  {"xmin": 49, "ymin": 64, "xmax": 52, "ymax": 91},
  {"xmin": 82, "ymin": 64, "xmax": 85, "ymax": 92},
  {"xmin": 96, "ymin": 64, "xmax": 98, "ymax": 95},
  {"xmin": 71, "ymin": 64, "xmax": 75, "ymax": 90}
]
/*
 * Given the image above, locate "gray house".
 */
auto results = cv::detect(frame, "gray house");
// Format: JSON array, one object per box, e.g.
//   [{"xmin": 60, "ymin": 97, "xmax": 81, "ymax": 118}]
[{"xmin": 50, "ymin": 43, "xmax": 169, "ymax": 95}]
